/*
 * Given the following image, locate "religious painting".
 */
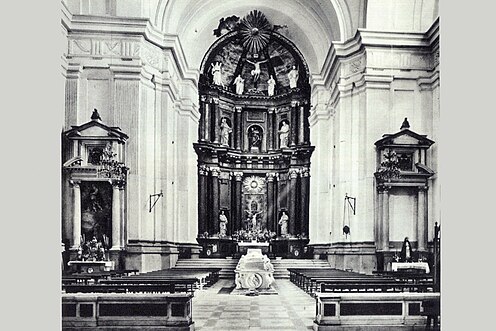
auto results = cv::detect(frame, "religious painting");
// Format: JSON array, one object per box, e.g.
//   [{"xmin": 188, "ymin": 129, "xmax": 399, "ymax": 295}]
[{"xmin": 80, "ymin": 181, "xmax": 112, "ymax": 243}]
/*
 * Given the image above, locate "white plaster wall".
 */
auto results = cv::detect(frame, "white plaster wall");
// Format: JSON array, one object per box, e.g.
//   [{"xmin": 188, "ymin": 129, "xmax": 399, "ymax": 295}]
[
  {"xmin": 366, "ymin": 0, "xmax": 439, "ymax": 32},
  {"xmin": 389, "ymin": 188, "xmax": 417, "ymax": 242}
]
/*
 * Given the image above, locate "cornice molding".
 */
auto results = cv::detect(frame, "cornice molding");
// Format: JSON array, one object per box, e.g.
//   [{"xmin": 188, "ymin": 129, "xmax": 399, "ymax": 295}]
[{"xmin": 62, "ymin": 12, "xmax": 199, "ymax": 86}]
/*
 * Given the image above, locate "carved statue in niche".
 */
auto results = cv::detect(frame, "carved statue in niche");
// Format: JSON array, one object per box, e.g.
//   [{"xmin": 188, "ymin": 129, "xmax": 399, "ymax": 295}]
[
  {"xmin": 288, "ymin": 65, "xmax": 299, "ymax": 88},
  {"xmin": 211, "ymin": 61, "xmax": 224, "ymax": 86},
  {"xmin": 267, "ymin": 75, "xmax": 276, "ymax": 96},
  {"xmin": 219, "ymin": 211, "xmax": 229, "ymax": 237},
  {"xmin": 279, "ymin": 121, "xmax": 290, "ymax": 148},
  {"xmin": 278, "ymin": 211, "xmax": 289, "ymax": 236},
  {"xmin": 248, "ymin": 126, "xmax": 263, "ymax": 151},
  {"xmin": 234, "ymin": 74, "xmax": 245, "ymax": 94},
  {"xmin": 220, "ymin": 118, "xmax": 232, "ymax": 146}
]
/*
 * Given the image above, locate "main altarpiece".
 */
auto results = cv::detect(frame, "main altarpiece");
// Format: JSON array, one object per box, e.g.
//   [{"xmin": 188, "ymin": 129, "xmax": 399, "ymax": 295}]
[{"xmin": 194, "ymin": 11, "xmax": 314, "ymax": 258}]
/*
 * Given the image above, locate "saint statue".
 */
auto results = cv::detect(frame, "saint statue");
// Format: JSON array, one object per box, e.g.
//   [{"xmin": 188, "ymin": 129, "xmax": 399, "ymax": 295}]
[
  {"xmin": 288, "ymin": 65, "xmax": 299, "ymax": 89},
  {"xmin": 220, "ymin": 118, "xmax": 232, "ymax": 146},
  {"xmin": 211, "ymin": 61, "xmax": 224, "ymax": 86},
  {"xmin": 279, "ymin": 121, "xmax": 290, "ymax": 148},
  {"xmin": 400, "ymin": 237, "xmax": 413, "ymax": 262},
  {"xmin": 234, "ymin": 74, "xmax": 245, "ymax": 95},
  {"xmin": 246, "ymin": 58, "xmax": 268, "ymax": 83},
  {"xmin": 219, "ymin": 211, "xmax": 228, "ymax": 237},
  {"xmin": 249, "ymin": 126, "xmax": 262, "ymax": 150},
  {"xmin": 278, "ymin": 211, "xmax": 289, "ymax": 236},
  {"xmin": 267, "ymin": 75, "xmax": 276, "ymax": 96}
]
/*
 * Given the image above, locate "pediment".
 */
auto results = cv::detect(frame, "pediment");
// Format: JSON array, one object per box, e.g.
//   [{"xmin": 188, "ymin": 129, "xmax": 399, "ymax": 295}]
[
  {"xmin": 64, "ymin": 119, "xmax": 128, "ymax": 142},
  {"xmin": 375, "ymin": 129, "xmax": 434, "ymax": 147}
]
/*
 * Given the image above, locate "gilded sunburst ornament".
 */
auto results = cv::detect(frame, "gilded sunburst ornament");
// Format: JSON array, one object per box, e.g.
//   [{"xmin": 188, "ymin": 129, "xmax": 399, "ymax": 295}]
[
  {"xmin": 242, "ymin": 175, "xmax": 266, "ymax": 194},
  {"xmin": 238, "ymin": 10, "xmax": 272, "ymax": 55}
]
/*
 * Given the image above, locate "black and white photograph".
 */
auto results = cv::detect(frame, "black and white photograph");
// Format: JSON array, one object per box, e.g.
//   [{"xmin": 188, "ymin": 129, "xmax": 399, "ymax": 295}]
[
  {"xmin": 15, "ymin": 1, "xmax": 496, "ymax": 330},
  {"xmin": 56, "ymin": 1, "xmax": 443, "ymax": 330}
]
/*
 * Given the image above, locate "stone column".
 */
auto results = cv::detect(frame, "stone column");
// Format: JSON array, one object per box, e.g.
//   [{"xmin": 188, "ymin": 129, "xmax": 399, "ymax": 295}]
[
  {"xmin": 233, "ymin": 172, "xmax": 243, "ymax": 231},
  {"xmin": 198, "ymin": 165, "xmax": 209, "ymax": 236},
  {"xmin": 267, "ymin": 108, "xmax": 274, "ymax": 150},
  {"xmin": 376, "ymin": 187, "xmax": 384, "ymax": 250},
  {"xmin": 200, "ymin": 95, "xmax": 207, "ymax": 141},
  {"xmin": 381, "ymin": 186, "xmax": 390, "ymax": 251},
  {"xmin": 303, "ymin": 102, "xmax": 310, "ymax": 144},
  {"xmin": 298, "ymin": 105, "xmax": 305, "ymax": 145},
  {"xmin": 235, "ymin": 106, "xmax": 242, "ymax": 150},
  {"xmin": 211, "ymin": 167, "xmax": 220, "ymax": 234},
  {"xmin": 70, "ymin": 180, "xmax": 81, "ymax": 249},
  {"xmin": 272, "ymin": 109, "xmax": 277, "ymax": 149},
  {"xmin": 212, "ymin": 98, "xmax": 220, "ymax": 144},
  {"xmin": 290, "ymin": 101, "xmax": 298, "ymax": 146},
  {"xmin": 204, "ymin": 99, "xmax": 211, "ymax": 142},
  {"xmin": 266, "ymin": 173, "xmax": 276, "ymax": 232},
  {"xmin": 111, "ymin": 181, "xmax": 122, "ymax": 250},
  {"xmin": 300, "ymin": 168, "xmax": 310, "ymax": 236},
  {"xmin": 288, "ymin": 169, "xmax": 299, "ymax": 235},
  {"xmin": 417, "ymin": 186, "xmax": 428, "ymax": 251}
]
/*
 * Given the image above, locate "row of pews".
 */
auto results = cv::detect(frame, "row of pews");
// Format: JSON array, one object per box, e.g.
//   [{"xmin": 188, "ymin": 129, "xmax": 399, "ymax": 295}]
[
  {"xmin": 62, "ymin": 267, "xmax": 220, "ymax": 294},
  {"xmin": 288, "ymin": 267, "xmax": 435, "ymax": 296}
]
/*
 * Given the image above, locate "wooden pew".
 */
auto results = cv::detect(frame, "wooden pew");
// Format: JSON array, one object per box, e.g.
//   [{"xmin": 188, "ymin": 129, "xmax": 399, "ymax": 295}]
[{"xmin": 63, "ymin": 283, "xmax": 176, "ymax": 294}]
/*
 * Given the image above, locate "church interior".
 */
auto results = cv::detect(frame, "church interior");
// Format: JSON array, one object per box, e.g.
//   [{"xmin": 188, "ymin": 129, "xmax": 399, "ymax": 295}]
[{"xmin": 58, "ymin": 0, "xmax": 443, "ymax": 330}]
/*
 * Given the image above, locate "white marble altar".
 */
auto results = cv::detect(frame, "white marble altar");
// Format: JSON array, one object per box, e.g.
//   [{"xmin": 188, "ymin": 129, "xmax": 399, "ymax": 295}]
[{"xmin": 235, "ymin": 249, "xmax": 275, "ymax": 291}]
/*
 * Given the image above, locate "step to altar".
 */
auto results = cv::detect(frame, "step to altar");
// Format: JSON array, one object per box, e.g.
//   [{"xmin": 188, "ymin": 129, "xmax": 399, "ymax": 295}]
[{"xmin": 174, "ymin": 258, "xmax": 331, "ymax": 279}]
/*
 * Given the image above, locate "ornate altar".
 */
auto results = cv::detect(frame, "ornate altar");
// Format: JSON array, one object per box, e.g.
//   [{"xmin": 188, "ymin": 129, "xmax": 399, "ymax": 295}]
[{"xmin": 194, "ymin": 11, "xmax": 314, "ymax": 257}]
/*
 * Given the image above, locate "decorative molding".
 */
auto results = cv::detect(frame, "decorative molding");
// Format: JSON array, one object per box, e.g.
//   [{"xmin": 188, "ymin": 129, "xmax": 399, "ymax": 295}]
[
  {"xmin": 232, "ymin": 171, "xmax": 244, "ymax": 181},
  {"xmin": 289, "ymin": 168, "xmax": 300, "ymax": 179},
  {"xmin": 210, "ymin": 167, "xmax": 221, "ymax": 177}
]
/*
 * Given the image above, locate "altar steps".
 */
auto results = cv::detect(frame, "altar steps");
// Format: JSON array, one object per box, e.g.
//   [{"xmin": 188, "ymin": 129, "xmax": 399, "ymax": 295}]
[{"xmin": 173, "ymin": 258, "xmax": 331, "ymax": 279}]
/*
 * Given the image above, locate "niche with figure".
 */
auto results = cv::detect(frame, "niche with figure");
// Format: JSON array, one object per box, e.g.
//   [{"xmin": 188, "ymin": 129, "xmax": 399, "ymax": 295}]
[
  {"xmin": 219, "ymin": 117, "xmax": 233, "ymax": 147},
  {"xmin": 247, "ymin": 125, "xmax": 263, "ymax": 152}
]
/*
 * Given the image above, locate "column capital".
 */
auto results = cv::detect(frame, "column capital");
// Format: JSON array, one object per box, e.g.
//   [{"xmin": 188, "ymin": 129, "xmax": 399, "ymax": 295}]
[
  {"xmin": 69, "ymin": 179, "xmax": 81, "ymax": 187},
  {"xmin": 111, "ymin": 180, "xmax": 125, "ymax": 189},
  {"xmin": 289, "ymin": 168, "xmax": 300, "ymax": 179},
  {"xmin": 232, "ymin": 171, "xmax": 244, "ymax": 181},
  {"xmin": 234, "ymin": 106, "xmax": 243, "ymax": 112},
  {"xmin": 268, "ymin": 107, "xmax": 277, "ymax": 113},
  {"xmin": 198, "ymin": 164, "xmax": 209, "ymax": 176},
  {"xmin": 300, "ymin": 167, "xmax": 310, "ymax": 177},
  {"xmin": 377, "ymin": 184, "xmax": 391, "ymax": 193},
  {"xmin": 266, "ymin": 172, "xmax": 278, "ymax": 182},
  {"xmin": 200, "ymin": 95, "xmax": 207, "ymax": 102},
  {"xmin": 418, "ymin": 185, "xmax": 429, "ymax": 191},
  {"xmin": 291, "ymin": 100, "xmax": 300, "ymax": 107},
  {"xmin": 210, "ymin": 167, "xmax": 221, "ymax": 177},
  {"xmin": 211, "ymin": 97, "xmax": 219, "ymax": 104}
]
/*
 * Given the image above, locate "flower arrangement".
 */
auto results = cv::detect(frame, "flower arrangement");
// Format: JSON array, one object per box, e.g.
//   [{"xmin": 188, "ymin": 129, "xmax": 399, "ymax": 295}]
[
  {"xmin": 376, "ymin": 150, "xmax": 401, "ymax": 181},
  {"xmin": 77, "ymin": 235, "xmax": 109, "ymax": 261},
  {"xmin": 233, "ymin": 229, "xmax": 276, "ymax": 242}
]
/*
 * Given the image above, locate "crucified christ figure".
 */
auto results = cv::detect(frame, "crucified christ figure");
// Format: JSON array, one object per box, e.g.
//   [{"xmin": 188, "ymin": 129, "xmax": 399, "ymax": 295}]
[{"xmin": 246, "ymin": 58, "xmax": 268, "ymax": 83}]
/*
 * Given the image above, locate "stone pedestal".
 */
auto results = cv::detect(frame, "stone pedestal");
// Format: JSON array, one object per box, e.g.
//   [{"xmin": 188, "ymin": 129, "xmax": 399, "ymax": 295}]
[{"xmin": 234, "ymin": 249, "xmax": 275, "ymax": 292}]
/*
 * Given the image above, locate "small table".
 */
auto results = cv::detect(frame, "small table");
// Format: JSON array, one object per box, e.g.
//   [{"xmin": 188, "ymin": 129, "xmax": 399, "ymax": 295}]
[{"xmin": 391, "ymin": 262, "xmax": 430, "ymax": 274}]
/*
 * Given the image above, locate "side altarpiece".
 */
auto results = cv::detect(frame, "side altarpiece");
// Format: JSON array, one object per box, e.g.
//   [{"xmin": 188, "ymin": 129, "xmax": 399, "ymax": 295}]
[{"xmin": 194, "ymin": 11, "xmax": 314, "ymax": 257}]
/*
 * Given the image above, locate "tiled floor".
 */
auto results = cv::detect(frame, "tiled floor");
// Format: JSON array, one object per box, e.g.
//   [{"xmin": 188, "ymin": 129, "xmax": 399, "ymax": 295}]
[{"xmin": 192, "ymin": 279, "xmax": 315, "ymax": 331}]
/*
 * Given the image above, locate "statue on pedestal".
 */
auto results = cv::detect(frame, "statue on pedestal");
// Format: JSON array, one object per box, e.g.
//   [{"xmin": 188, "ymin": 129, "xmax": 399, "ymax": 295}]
[
  {"xmin": 278, "ymin": 121, "xmax": 289, "ymax": 148},
  {"xmin": 267, "ymin": 75, "xmax": 276, "ymax": 96},
  {"xmin": 400, "ymin": 237, "xmax": 413, "ymax": 262},
  {"xmin": 220, "ymin": 118, "xmax": 232, "ymax": 146},
  {"xmin": 278, "ymin": 211, "xmax": 289, "ymax": 236},
  {"xmin": 234, "ymin": 74, "xmax": 245, "ymax": 94},
  {"xmin": 219, "ymin": 211, "xmax": 228, "ymax": 237},
  {"xmin": 211, "ymin": 61, "xmax": 224, "ymax": 86},
  {"xmin": 288, "ymin": 65, "xmax": 299, "ymax": 89}
]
